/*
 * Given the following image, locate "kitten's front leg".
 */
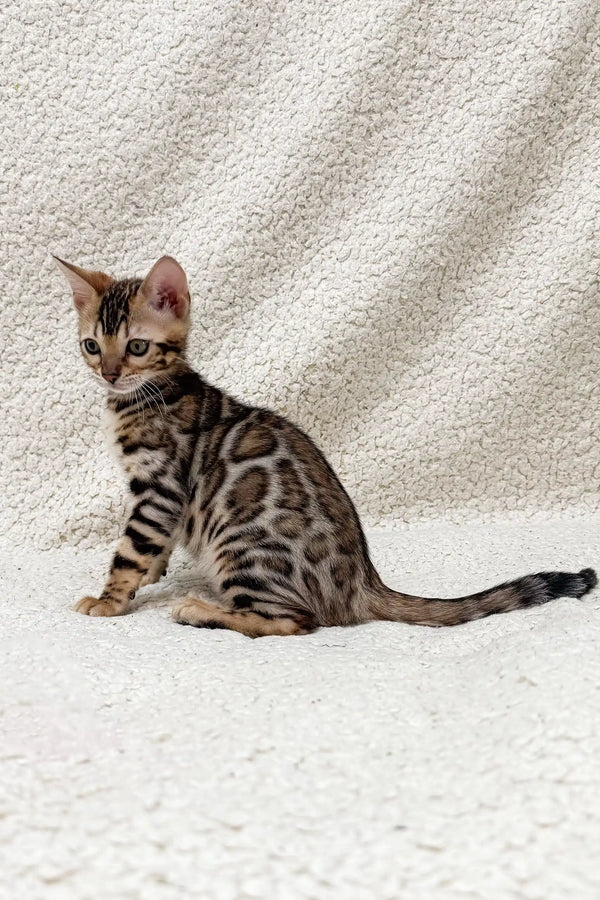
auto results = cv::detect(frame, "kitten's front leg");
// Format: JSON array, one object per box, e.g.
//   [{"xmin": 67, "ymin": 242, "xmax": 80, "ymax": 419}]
[
  {"xmin": 76, "ymin": 542, "xmax": 155, "ymax": 616},
  {"xmin": 76, "ymin": 487, "xmax": 184, "ymax": 617}
]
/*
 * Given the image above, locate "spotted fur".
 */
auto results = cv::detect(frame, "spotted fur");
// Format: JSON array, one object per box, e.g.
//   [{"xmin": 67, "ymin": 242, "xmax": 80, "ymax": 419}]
[{"xmin": 56, "ymin": 255, "xmax": 598, "ymax": 637}]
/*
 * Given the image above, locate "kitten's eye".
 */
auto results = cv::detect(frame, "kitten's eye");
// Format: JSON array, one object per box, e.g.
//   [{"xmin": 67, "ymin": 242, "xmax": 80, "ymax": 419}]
[
  {"xmin": 127, "ymin": 339, "xmax": 150, "ymax": 356},
  {"xmin": 83, "ymin": 339, "xmax": 100, "ymax": 355}
]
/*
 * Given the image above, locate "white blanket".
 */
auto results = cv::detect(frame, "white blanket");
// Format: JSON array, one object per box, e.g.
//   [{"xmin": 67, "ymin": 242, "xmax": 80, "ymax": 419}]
[{"xmin": 2, "ymin": 517, "xmax": 599, "ymax": 897}]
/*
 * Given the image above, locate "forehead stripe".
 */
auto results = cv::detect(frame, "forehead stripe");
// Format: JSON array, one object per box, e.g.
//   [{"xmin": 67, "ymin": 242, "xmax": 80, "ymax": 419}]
[{"xmin": 98, "ymin": 278, "xmax": 142, "ymax": 335}]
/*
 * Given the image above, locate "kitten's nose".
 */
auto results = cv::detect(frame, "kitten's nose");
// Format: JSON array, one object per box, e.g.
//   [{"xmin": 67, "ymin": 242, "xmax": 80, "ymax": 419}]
[{"xmin": 102, "ymin": 373, "xmax": 119, "ymax": 384}]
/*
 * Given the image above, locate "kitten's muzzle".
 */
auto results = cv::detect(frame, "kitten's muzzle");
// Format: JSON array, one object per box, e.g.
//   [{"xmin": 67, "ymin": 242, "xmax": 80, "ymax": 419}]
[{"xmin": 102, "ymin": 372, "xmax": 120, "ymax": 384}]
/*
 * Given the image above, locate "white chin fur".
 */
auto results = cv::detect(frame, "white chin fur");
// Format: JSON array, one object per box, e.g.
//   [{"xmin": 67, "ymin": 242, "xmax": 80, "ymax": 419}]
[
  {"xmin": 107, "ymin": 383, "xmax": 137, "ymax": 395},
  {"xmin": 93, "ymin": 376, "xmax": 135, "ymax": 395}
]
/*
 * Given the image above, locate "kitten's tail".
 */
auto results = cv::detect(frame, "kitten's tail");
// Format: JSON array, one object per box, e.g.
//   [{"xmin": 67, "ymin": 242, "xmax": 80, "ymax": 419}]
[{"xmin": 368, "ymin": 568, "xmax": 597, "ymax": 626}]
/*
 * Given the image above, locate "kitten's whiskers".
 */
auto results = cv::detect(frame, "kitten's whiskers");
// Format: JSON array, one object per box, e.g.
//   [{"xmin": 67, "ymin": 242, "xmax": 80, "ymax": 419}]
[{"xmin": 138, "ymin": 378, "xmax": 167, "ymax": 421}]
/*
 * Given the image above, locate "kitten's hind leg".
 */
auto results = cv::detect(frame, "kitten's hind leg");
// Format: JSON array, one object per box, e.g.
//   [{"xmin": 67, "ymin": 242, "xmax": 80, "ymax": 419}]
[
  {"xmin": 139, "ymin": 554, "xmax": 170, "ymax": 587},
  {"xmin": 139, "ymin": 536, "xmax": 179, "ymax": 587},
  {"xmin": 173, "ymin": 595, "xmax": 313, "ymax": 637}
]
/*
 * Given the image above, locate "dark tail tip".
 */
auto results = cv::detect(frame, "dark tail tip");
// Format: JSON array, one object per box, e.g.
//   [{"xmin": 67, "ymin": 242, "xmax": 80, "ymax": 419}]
[
  {"xmin": 579, "ymin": 568, "xmax": 598, "ymax": 592},
  {"xmin": 540, "ymin": 568, "xmax": 598, "ymax": 600}
]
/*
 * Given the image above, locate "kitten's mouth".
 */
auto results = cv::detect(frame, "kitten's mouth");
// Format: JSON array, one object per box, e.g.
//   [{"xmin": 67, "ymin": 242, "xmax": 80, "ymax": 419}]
[
  {"xmin": 95, "ymin": 376, "xmax": 135, "ymax": 395},
  {"xmin": 95, "ymin": 373, "xmax": 161, "ymax": 397},
  {"xmin": 107, "ymin": 384, "xmax": 135, "ymax": 395},
  {"xmin": 103, "ymin": 377, "xmax": 160, "ymax": 397}
]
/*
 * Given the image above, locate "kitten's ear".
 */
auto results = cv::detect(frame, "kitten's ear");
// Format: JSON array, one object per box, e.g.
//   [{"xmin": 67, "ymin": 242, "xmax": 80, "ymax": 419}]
[
  {"xmin": 53, "ymin": 256, "xmax": 113, "ymax": 312},
  {"xmin": 139, "ymin": 256, "xmax": 190, "ymax": 320}
]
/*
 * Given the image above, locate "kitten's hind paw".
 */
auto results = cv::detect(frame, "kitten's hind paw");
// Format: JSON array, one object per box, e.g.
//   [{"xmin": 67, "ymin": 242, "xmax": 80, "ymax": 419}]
[{"xmin": 75, "ymin": 596, "xmax": 124, "ymax": 617}]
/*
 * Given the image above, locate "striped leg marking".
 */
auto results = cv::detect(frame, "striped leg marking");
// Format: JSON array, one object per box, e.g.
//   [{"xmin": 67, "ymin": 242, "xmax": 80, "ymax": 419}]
[{"xmin": 172, "ymin": 595, "xmax": 310, "ymax": 637}]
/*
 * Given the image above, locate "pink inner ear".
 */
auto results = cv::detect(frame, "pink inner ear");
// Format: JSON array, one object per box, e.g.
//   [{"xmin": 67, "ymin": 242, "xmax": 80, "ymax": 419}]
[
  {"xmin": 142, "ymin": 257, "xmax": 189, "ymax": 319},
  {"xmin": 151, "ymin": 286, "xmax": 179, "ymax": 313},
  {"xmin": 148, "ymin": 285, "xmax": 188, "ymax": 318}
]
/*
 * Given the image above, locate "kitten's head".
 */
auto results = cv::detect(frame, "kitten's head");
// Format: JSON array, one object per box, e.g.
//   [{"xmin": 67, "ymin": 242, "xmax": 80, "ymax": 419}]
[{"xmin": 55, "ymin": 255, "xmax": 190, "ymax": 394}]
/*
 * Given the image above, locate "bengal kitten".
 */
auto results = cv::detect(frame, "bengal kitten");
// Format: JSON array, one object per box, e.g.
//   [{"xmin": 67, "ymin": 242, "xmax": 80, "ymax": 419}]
[{"xmin": 55, "ymin": 255, "xmax": 597, "ymax": 637}]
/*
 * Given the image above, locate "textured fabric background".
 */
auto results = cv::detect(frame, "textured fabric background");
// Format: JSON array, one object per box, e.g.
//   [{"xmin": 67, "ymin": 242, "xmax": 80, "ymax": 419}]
[{"xmin": 1, "ymin": 0, "xmax": 599, "ymax": 549}]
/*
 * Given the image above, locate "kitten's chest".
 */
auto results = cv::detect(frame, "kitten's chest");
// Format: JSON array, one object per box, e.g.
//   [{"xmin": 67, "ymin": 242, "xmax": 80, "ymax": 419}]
[
  {"xmin": 102, "ymin": 406, "xmax": 122, "ymax": 464},
  {"xmin": 102, "ymin": 406, "xmax": 140, "ymax": 476},
  {"xmin": 102, "ymin": 403, "xmax": 175, "ymax": 480}
]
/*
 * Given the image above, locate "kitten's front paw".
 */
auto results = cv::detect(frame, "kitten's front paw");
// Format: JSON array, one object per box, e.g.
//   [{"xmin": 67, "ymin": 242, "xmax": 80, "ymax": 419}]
[{"xmin": 75, "ymin": 596, "xmax": 123, "ymax": 617}]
